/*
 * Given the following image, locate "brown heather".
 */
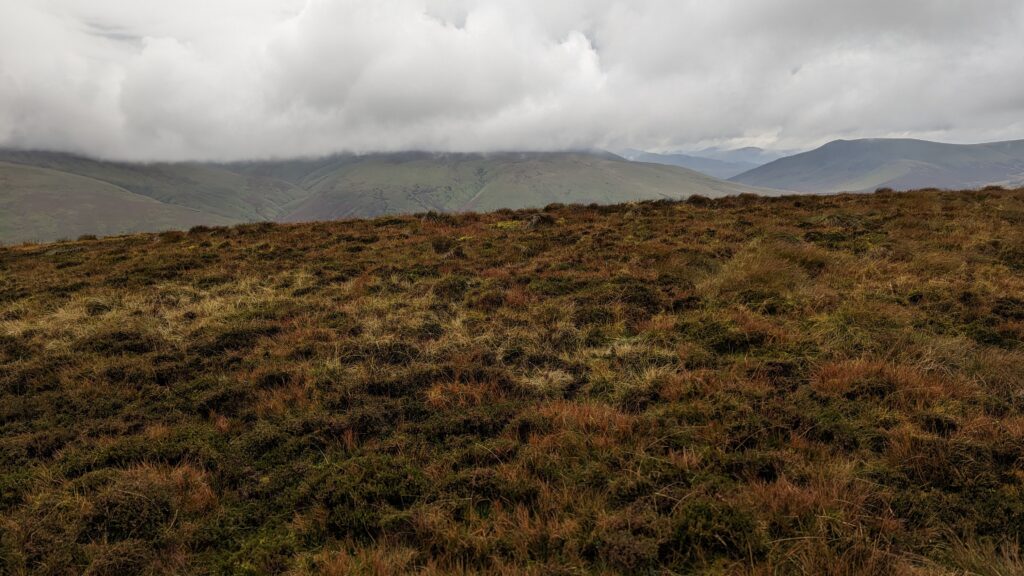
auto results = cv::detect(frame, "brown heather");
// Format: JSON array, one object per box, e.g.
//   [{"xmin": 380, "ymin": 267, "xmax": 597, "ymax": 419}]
[{"xmin": 1, "ymin": 189, "xmax": 1023, "ymax": 575}]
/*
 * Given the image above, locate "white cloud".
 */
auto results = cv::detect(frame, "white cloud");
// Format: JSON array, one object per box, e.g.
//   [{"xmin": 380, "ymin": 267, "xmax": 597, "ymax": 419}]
[{"xmin": 1, "ymin": 0, "xmax": 1022, "ymax": 160}]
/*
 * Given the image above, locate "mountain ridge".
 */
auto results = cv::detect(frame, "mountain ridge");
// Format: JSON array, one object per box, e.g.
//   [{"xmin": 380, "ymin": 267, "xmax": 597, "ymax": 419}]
[
  {"xmin": 619, "ymin": 149, "xmax": 758, "ymax": 179},
  {"xmin": 731, "ymin": 137, "xmax": 1024, "ymax": 192},
  {"xmin": 0, "ymin": 149, "xmax": 770, "ymax": 243},
  {"xmin": 281, "ymin": 152, "xmax": 772, "ymax": 222}
]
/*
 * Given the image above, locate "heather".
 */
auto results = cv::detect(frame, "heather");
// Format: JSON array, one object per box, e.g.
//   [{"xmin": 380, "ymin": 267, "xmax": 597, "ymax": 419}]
[{"xmin": 1, "ymin": 189, "xmax": 1022, "ymax": 575}]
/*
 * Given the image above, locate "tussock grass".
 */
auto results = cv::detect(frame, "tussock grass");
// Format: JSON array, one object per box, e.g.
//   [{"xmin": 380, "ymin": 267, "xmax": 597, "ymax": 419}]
[{"xmin": 1, "ymin": 189, "xmax": 1023, "ymax": 574}]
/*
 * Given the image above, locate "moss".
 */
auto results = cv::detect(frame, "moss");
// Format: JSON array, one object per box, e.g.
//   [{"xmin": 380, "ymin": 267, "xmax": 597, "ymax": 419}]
[
  {"xmin": 192, "ymin": 321, "xmax": 280, "ymax": 355},
  {"xmin": 0, "ymin": 334, "xmax": 31, "ymax": 362},
  {"xmin": 433, "ymin": 275, "xmax": 470, "ymax": 301},
  {"xmin": 416, "ymin": 403, "xmax": 518, "ymax": 441},
  {"xmin": 0, "ymin": 469, "xmax": 33, "ymax": 510},
  {"xmin": 306, "ymin": 455, "xmax": 428, "ymax": 540},
  {"xmin": 604, "ymin": 277, "xmax": 666, "ymax": 316},
  {"xmin": 678, "ymin": 316, "xmax": 769, "ymax": 355},
  {"xmin": 444, "ymin": 467, "xmax": 540, "ymax": 507},
  {"xmin": 529, "ymin": 275, "xmax": 594, "ymax": 297},
  {"xmin": 83, "ymin": 300, "xmax": 112, "ymax": 317},
  {"xmin": 84, "ymin": 481, "xmax": 174, "ymax": 542},
  {"xmin": 360, "ymin": 365, "xmax": 448, "ymax": 397},
  {"xmin": 918, "ymin": 412, "xmax": 959, "ymax": 437},
  {"xmin": 75, "ymin": 329, "xmax": 163, "ymax": 356},
  {"xmin": 337, "ymin": 340, "xmax": 421, "ymax": 366},
  {"xmin": 594, "ymin": 510, "xmax": 665, "ymax": 572},
  {"xmin": 83, "ymin": 539, "xmax": 157, "ymax": 576},
  {"xmin": 992, "ymin": 297, "xmax": 1024, "ymax": 320},
  {"xmin": 667, "ymin": 498, "xmax": 766, "ymax": 566}
]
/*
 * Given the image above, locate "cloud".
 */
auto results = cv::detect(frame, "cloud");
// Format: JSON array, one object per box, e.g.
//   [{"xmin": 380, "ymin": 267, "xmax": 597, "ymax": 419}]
[{"xmin": 1, "ymin": 0, "xmax": 1023, "ymax": 161}]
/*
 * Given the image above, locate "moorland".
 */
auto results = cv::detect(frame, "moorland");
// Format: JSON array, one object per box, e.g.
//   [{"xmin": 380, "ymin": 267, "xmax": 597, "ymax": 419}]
[{"xmin": 1, "ymin": 188, "xmax": 1023, "ymax": 574}]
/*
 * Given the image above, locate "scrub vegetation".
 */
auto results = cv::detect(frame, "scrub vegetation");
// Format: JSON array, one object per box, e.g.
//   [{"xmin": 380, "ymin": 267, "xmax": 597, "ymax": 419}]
[{"xmin": 1, "ymin": 188, "xmax": 1022, "ymax": 575}]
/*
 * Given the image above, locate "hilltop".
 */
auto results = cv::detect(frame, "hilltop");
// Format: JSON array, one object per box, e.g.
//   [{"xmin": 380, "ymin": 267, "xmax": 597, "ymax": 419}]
[
  {"xmin": 618, "ymin": 147, "xmax": 795, "ymax": 180},
  {"xmin": 731, "ymin": 138, "xmax": 1024, "ymax": 193},
  {"xmin": 278, "ymin": 152, "xmax": 766, "ymax": 222},
  {"xmin": 0, "ymin": 150, "xmax": 767, "ymax": 244},
  {"xmin": 1, "ymin": 189, "xmax": 1023, "ymax": 574},
  {"xmin": 618, "ymin": 150, "xmax": 758, "ymax": 180}
]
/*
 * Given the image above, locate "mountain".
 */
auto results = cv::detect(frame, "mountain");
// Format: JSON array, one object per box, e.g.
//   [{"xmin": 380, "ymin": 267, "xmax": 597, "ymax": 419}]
[
  {"xmin": 0, "ymin": 150, "xmax": 311, "ymax": 222},
  {"xmin": 281, "ymin": 152, "xmax": 770, "ymax": 222},
  {"xmin": 0, "ymin": 161, "xmax": 232, "ymax": 243},
  {"xmin": 695, "ymin": 146, "xmax": 792, "ymax": 166},
  {"xmin": 0, "ymin": 149, "xmax": 771, "ymax": 243},
  {"xmin": 619, "ymin": 149, "xmax": 758, "ymax": 179},
  {"xmin": 730, "ymin": 138, "xmax": 1024, "ymax": 193}
]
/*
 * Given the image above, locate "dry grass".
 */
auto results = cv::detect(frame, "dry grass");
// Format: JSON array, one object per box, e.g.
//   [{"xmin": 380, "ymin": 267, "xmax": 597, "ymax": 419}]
[{"xmin": 1, "ymin": 189, "xmax": 1023, "ymax": 574}]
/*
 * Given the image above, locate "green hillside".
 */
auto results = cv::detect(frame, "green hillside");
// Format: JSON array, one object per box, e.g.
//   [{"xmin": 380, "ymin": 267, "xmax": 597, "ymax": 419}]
[
  {"xmin": 283, "ymin": 152, "xmax": 772, "ymax": 221},
  {"xmin": 0, "ymin": 162, "xmax": 232, "ymax": 243},
  {"xmin": 732, "ymin": 138, "xmax": 1024, "ymax": 192},
  {"xmin": 621, "ymin": 149, "xmax": 759, "ymax": 179},
  {"xmin": 221, "ymin": 155, "xmax": 365, "ymax": 188},
  {"xmin": 1, "ymin": 150, "xmax": 774, "ymax": 243},
  {"xmin": 0, "ymin": 151, "xmax": 311, "ymax": 222}
]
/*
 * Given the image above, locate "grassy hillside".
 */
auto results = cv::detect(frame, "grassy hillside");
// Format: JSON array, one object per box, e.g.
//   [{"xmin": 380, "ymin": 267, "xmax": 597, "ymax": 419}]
[
  {"xmin": 0, "ymin": 162, "xmax": 232, "ymax": 243},
  {"xmin": 1, "ymin": 150, "xmax": 769, "ymax": 244},
  {"xmin": 221, "ymin": 155, "xmax": 365, "ymax": 188},
  {"xmin": 697, "ymin": 146, "xmax": 792, "ymax": 166},
  {"xmin": 2, "ymin": 189, "xmax": 1023, "ymax": 574},
  {"xmin": 731, "ymin": 138, "xmax": 1024, "ymax": 193},
  {"xmin": 0, "ymin": 151, "xmax": 311, "ymax": 224},
  {"xmin": 282, "ymin": 152, "xmax": 770, "ymax": 221},
  {"xmin": 622, "ymin": 150, "xmax": 758, "ymax": 179}
]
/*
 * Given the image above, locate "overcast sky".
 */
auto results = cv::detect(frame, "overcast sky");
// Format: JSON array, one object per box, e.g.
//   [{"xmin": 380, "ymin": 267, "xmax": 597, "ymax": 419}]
[{"xmin": 1, "ymin": 0, "xmax": 1023, "ymax": 161}]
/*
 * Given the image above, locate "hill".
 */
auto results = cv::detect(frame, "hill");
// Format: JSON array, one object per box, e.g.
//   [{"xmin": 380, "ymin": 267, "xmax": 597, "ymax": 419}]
[
  {"xmin": 731, "ymin": 138, "xmax": 1024, "ymax": 192},
  {"xmin": 0, "ymin": 161, "xmax": 232, "ymax": 243},
  {"xmin": 0, "ymin": 150, "xmax": 311, "ymax": 223},
  {"xmin": 695, "ymin": 146, "xmax": 792, "ymax": 166},
  {"xmin": 619, "ymin": 149, "xmax": 758, "ymax": 179},
  {"xmin": 0, "ymin": 150, "xmax": 770, "ymax": 243},
  {"xmin": 281, "ymin": 152, "xmax": 770, "ymax": 222},
  {"xmin": 2, "ymin": 189, "xmax": 1022, "ymax": 574}
]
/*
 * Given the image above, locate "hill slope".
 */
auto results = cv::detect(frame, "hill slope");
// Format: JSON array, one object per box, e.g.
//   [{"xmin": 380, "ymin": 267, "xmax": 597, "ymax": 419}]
[
  {"xmin": 696, "ymin": 146, "xmax": 792, "ymax": 166},
  {"xmin": 0, "ymin": 161, "xmax": 232, "ymax": 243},
  {"xmin": 731, "ymin": 138, "xmax": 1024, "ymax": 192},
  {"xmin": 281, "ymin": 152, "xmax": 771, "ymax": 221},
  {"xmin": 1, "ymin": 150, "xmax": 773, "ymax": 243},
  {"xmin": 0, "ymin": 150, "xmax": 311, "ymax": 223},
  {"xmin": 2, "ymin": 190, "xmax": 1022, "ymax": 574},
  {"xmin": 620, "ymin": 150, "xmax": 758, "ymax": 179}
]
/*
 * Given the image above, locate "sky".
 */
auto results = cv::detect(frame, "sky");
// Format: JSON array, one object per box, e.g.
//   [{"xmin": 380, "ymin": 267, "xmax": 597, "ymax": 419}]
[{"xmin": 1, "ymin": 0, "xmax": 1023, "ymax": 162}]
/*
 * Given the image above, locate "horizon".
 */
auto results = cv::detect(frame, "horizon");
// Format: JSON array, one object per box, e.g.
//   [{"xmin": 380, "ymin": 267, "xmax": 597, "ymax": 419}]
[
  {"xmin": 6, "ymin": 134, "xmax": 1024, "ymax": 166},
  {"xmin": 2, "ymin": 1, "xmax": 1023, "ymax": 162}
]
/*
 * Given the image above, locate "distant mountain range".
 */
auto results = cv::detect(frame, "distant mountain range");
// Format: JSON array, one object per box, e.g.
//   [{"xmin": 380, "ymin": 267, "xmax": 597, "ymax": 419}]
[
  {"xmin": 693, "ymin": 146, "xmax": 793, "ymax": 166},
  {"xmin": 6, "ymin": 137, "xmax": 1023, "ymax": 244},
  {"xmin": 0, "ymin": 150, "xmax": 767, "ymax": 243},
  {"xmin": 618, "ymin": 146, "xmax": 797, "ymax": 179},
  {"xmin": 618, "ymin": 149, "xmax": 758, "ymax": 179},
  {"xmin": 730, "ymin": 138, "xmax": 1024, "ymax": 193}
]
